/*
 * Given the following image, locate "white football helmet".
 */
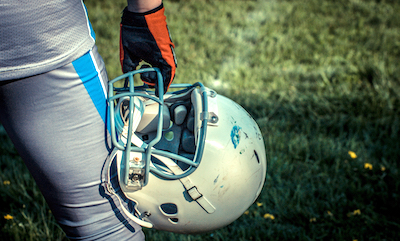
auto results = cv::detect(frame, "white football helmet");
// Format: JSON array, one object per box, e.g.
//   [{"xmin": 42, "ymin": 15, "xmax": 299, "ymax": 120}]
[{"xmin": 105, "ymin": 68, "xmax": 267, "ymax": 234}]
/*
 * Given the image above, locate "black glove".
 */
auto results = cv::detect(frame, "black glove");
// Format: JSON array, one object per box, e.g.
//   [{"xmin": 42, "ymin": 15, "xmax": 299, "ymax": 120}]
[{"xmin": 120, "ymin": 4, "xmax": 177, "ymax": 94}]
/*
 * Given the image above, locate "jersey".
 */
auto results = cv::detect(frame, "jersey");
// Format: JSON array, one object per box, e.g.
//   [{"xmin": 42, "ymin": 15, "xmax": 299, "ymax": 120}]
[{"xmin": 0, "ymin": 0, "xmax": 95, "ymax": 81}]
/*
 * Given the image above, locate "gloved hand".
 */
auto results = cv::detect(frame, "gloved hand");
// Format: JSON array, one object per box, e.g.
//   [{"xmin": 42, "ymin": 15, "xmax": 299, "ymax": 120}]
[{"xmin": 120, "ymin": 3, "xmax": 177, "ymax": 94}]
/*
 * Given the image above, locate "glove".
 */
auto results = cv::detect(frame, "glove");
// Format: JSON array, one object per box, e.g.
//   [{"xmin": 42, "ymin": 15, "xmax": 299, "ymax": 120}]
[{"xmin": 120, "ymin": 3, "xmax": 177, "ymax": 94}]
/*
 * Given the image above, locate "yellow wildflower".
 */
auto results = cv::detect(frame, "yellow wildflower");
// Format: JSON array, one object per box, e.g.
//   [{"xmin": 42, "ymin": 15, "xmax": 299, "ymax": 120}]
[
  {"xmin": 348, "ymin": 151, "xmax": 357, "ymax": 159},
  {"xmin": 4, "ymin": 214, "xmax": 13, "ymax": 220},
  {"xmin": 256, "ymin": 202, "xmax": 263, "ymax": 207},
  {"xmin": 244, "ymin": 210, "xmax": 249, "ymax": 215},
  {"xmin": 347, "ymin": 209, "xmax": 361, "ymax": 217},
  {"xmin": 364, "ymin": 163, "xmax": 373, "ymax": 170},
  {"xmin": 263, "ymin": 213, "xmax": 275, "ymax": 220},
  {"xmin": 327, "ymin": 210, "xmax": 333, "ymax": 216},
  {"xmin": 381, "ymin": 166, "xmax": 386, "ymax": 172},
  {"xmin": 309, "ymin": 217, "xmax": 317, "ymax": 223},
  {"xmin": 3, "ymin": 180, "xmax": 11, "ymax": 185}
]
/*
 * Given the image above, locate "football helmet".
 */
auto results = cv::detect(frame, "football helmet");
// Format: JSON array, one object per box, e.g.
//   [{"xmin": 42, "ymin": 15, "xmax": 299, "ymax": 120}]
[{"xmin": 105, "ymin": 67, "xmax": 267, "ymax": 234}]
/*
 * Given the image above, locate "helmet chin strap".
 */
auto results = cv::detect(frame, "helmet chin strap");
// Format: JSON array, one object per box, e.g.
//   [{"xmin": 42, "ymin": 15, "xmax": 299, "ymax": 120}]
[
  {"xmin": 153, "ymin": 154, "xmax": 216, "ymax": 214},
  {"xmin": 126, "ymin": 131, "xmax": 216, "ymax": 214},
  {"xmin": 104, "ymin": 125, "xmax": 216, "ymax": 229}
]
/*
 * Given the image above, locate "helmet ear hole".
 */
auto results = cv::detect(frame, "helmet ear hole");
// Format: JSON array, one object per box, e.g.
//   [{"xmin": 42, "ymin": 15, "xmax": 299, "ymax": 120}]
[
  {"xmin": 169, "ymin": 218, "xmax": 179, "ymax": 224},
  {"xmin": 159, "ymin": 203, "xmax": 178, "ymax": 216}
]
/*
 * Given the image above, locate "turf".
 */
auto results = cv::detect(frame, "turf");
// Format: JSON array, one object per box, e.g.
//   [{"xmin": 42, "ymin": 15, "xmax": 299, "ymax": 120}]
[{"xmin": 1, "ymin": 0, "xmax": 400, "ymax": 240}]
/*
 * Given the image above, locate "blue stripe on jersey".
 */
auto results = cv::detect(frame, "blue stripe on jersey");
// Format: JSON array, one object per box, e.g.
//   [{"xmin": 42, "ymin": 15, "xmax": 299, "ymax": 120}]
[
  {"xmin": 88, "ymin": 20, "xmax": 96, "ymax": 41},
  {"xmin": 72, "ymin": 51, "xmax": 107, "ymax": 129},
  {"xmin": 82, "ymin": 2, "xmax": 96, "ymax": 41}
]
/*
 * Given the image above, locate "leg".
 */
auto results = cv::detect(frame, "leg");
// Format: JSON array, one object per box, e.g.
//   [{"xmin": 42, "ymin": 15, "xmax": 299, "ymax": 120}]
[{"xmin": 0, "ymin": 47, "xmax": 144, "ymax": 240}]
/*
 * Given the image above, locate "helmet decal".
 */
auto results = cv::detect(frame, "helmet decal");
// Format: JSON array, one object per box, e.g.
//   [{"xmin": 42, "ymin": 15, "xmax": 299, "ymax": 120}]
[{"xmin": 230, "ymin": 125, "xmax": 242, "ymax": 149}]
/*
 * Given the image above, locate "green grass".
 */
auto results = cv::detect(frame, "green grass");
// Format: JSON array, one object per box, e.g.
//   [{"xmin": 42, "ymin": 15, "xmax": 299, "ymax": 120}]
[{"xmin": 1, "ymin": 0, "xmax": 400, "ymax": 240}]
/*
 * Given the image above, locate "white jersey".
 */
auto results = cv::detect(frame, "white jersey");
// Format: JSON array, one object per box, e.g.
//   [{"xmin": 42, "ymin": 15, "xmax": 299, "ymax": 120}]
[{"xmin": 0, "ymin": 0, "xmax": 95, "ymax": 81}]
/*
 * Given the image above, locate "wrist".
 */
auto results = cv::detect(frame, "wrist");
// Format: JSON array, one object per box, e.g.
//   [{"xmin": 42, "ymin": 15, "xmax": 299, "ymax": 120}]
[
  {"xmin": 122, "ymin": 4, "xmax": 164, "ymax": 26},
  {"xmin": 127, "ymin": 0, "xmax": 162, "ymax": 13}
]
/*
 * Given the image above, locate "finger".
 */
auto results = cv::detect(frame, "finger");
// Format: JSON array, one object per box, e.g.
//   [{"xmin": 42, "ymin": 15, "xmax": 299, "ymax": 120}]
[{"xmin": 140, "ymin": 64, "xmax": 157, "ymax": 85}]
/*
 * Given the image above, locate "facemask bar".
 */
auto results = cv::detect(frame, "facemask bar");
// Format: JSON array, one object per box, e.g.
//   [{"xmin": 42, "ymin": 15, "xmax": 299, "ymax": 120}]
[{"xmin": 108, "ymin": 68, "xmax": 209, "ymax": 189}]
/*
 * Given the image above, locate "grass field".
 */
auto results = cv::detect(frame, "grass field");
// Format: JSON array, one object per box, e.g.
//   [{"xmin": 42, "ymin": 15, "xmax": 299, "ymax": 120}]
[{"xmin": 1, "ymin": 0, "xmax": 400, "ymax": 240}]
